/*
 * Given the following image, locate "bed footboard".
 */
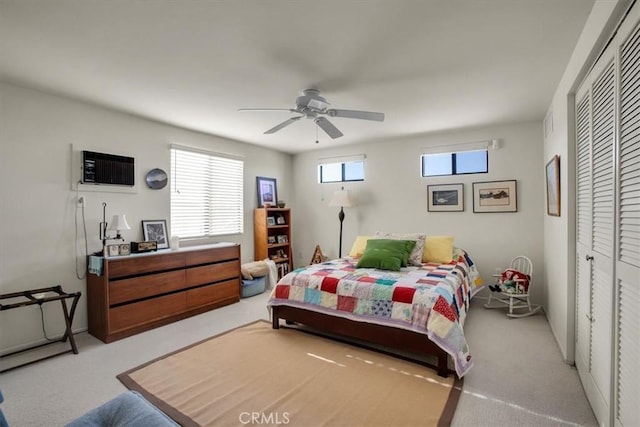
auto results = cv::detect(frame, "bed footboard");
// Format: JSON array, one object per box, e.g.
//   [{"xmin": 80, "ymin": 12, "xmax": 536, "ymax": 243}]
[{"xmin": 271, "ymin": 305, "xmax": 450, "ymax": 378}]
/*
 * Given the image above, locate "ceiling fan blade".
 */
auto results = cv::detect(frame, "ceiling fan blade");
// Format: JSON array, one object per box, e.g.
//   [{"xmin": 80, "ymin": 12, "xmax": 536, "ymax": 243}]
[
  {"xmin": 327, "ymin": 109, "xmax": 385, "ymax": 121},
  {"xmin": 238, "ymin": 108, "xmax": 297, "ymax": 113},
  {"xmin": 315, "ymin": 117, "xmax": 343, "ymax": 139},
  {"xmin": 264, "ymin": 116, "xmax": 303, "ymax": 134}
]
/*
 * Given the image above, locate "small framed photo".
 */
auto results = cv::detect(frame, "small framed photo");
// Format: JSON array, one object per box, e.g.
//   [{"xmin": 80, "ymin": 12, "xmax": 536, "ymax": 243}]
[
  {"xmin": 107, "ymin": 244, "xmax": 120, "ymax": 257},
  {"xmin": 141, "ymin": 220, "xmax": 169, "ymax": 249},
  {"xmin": 277, "ymin": 235, "xmax": 288, "ymax": 244},
  {"xmin": 472, "ymin": 180, "xmax": 517, "ymax": 213},
  {"xmin": 256, "ymin": 176, "xmax": 278, "ymax": 208},
  {"xmin": 118, "ymin": 243, "xmax": 131, "ymax": 256},
  {"xmin": 427, "ymin": 183, "xmax": 464, "ymax": 212},
  {"xmin": 267, "ymin": 216, "xmax": 276, "ymax": 226},
  {"xmin": 546, "ymin": 155, "xmax": 560, "ymax": 216},
  {"xmin": 276, "ymin": 215, "xmax": 286, "ymax": 225},
  {"xmin": 267, "ymin": 235, "xmax": 276, "ymax": 244}
]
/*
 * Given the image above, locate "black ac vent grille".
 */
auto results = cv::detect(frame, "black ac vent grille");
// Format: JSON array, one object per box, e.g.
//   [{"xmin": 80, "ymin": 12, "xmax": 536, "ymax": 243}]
[{"xmin": 82, "ymin": 151, "xmax": 135, "ymax": 186}]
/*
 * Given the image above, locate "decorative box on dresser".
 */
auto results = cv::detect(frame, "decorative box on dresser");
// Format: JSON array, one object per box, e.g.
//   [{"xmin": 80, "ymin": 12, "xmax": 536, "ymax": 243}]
[
  {"xmin": 87, "ymin": 243, "xmax": 241, "ymax": 343},
  {"xmin": 254, "ymin": 208, "xmax": 293, "ymax": 279}
]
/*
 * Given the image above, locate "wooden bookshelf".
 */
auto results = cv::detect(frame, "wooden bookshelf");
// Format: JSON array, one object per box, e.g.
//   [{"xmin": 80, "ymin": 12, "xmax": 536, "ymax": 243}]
[{"xmin": 254, "ymin": 208, "xmax": 293, "ymax": 279}]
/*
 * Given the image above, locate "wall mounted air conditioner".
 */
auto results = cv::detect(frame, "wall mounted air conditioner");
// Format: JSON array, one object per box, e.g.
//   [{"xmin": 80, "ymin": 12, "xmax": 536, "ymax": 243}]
[{"xmin": 82, "ymin": 150, "xmax": 135, "ymax": 186}]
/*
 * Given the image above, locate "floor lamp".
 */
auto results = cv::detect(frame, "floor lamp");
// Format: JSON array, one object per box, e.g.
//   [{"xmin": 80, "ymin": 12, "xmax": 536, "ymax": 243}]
[{"xmin": 329, "ymin": 187, "xmax": 355, "ymax": 258}]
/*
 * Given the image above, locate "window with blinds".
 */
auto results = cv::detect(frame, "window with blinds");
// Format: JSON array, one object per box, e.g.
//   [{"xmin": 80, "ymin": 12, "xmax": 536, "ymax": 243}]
[{"xmin": 170, "ymin": 146, "xmax": 244, "ymax": 238}]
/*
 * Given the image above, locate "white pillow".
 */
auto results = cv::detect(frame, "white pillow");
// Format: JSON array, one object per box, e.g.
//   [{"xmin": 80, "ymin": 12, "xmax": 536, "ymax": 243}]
[{"xmin": 374, "ymin": 232, "xmax": 427, "ymax": 266}]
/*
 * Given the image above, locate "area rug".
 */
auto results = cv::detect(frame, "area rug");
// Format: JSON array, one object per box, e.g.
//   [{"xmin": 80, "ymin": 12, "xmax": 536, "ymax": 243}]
[{"xmin": 117, "ymin": 320, "xmax": 463, "ymax": 426}]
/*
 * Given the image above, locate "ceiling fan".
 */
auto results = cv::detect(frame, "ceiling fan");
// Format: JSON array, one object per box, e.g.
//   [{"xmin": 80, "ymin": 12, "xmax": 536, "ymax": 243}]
[{"xmin": 239, "ymin": 89, "xmax": 385, "ymax": 139}]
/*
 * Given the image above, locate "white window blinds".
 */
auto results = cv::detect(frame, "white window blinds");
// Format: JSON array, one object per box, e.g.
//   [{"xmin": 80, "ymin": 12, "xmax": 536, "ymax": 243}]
[{"xmin": 170, "ymin": 145, "xmax": 244, "ymax": 238}]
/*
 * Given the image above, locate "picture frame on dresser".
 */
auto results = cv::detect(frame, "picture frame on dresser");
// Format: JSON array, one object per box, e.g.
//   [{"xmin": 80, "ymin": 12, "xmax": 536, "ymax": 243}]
[
  {"xmin": 106, "ymin": 244, "xmax": 120, "ymax": 257},
  {"xmin": 141, "ymin": 220, "xmax": 169, "ymax": 249}
]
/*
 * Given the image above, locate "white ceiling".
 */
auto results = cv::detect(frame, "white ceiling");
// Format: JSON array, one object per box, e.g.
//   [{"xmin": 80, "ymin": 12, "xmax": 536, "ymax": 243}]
[{"xmin": 0, "ymin": 0, "xmax": 595, "ymax": 154}]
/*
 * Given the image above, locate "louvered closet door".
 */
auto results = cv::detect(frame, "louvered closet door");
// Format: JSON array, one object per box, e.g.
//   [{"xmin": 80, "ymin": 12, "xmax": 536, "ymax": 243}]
[
  {"xmin": 615, "ymin": 9, "xmax": 640, "ymax": 427},
  {"xmin": 575, "ymin": 46, "xmax": 616, "ymax": 425},
  {"xmin": 575, "ymin": 90, "xmax": 592, "ymax": 379}
]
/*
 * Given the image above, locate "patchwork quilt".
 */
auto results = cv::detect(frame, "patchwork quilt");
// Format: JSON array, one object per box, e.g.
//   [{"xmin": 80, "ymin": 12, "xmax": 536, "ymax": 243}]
[{"xmin": 267, "ymin": 249, "xmax": 483, "ymax": 377}]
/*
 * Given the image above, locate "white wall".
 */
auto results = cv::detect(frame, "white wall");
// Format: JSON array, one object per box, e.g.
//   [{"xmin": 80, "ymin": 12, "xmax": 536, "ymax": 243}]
[
  {"xmin": 0, "ymin": 82, "xmax": 292, "ymax": 353},
  {"xmin": 290, "ymin": 121, "xmax": 544, "ymax": 300},
  {"xmin": 544, "ymin": 0, "xmax": 628, "ymax": 363}
]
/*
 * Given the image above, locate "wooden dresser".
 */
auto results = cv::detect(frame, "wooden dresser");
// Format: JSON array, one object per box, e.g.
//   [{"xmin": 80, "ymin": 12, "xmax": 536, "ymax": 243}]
[{"xmin": 87, "ymin": 243, "xmax": 241, "ymax": 343}]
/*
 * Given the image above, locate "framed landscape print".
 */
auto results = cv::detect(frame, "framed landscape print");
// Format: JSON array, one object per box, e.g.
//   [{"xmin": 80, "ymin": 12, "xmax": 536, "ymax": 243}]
[
  {"xmin": 427, "ymin": 183, "xmax": 464, "ymax": 212},
  {"xmin": 472, "ymin": 180, "xmax": 517, "ymax": 213},
  {"xmin": 546, "ymin": 155, "xmax": 560, "ymax": 216},
  {"xmin": 256, "ymin": 176, "xmax": 278, "ymax": 208}
]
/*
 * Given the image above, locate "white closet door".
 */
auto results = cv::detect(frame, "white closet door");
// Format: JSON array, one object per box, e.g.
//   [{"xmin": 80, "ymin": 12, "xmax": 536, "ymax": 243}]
[
  {"xmin": 616, "ymin": 9, "xmax": 640, "ymax": 426},
  {"xmin": 590, "ymin": 57, "xmax": 615, "ymax": 418},
  {"xmin": 575, "ymin": 91, "xmax": 592, "ymax": 375},
  {"xmin": 575, "ymin": 48, "xmax": 616, "ymax": 425}
]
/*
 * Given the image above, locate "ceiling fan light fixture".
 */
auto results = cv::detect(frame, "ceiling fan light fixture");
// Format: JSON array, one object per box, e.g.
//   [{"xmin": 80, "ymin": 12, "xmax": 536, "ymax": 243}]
[{"xmin": 240, "ymin": 89, "xmax": 384, "ymax": 139}]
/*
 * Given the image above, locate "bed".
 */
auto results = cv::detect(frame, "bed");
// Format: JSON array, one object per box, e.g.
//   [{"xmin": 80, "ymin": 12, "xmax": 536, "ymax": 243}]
[{"xmin": 267, "ymin": 235, "xmax": 483, "ymax": 378}]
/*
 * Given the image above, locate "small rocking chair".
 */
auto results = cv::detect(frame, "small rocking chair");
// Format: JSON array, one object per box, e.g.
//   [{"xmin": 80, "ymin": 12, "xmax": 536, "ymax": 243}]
[{"xmin": 484, "ymin": 255, "xmax": 541, "ymax": 318}]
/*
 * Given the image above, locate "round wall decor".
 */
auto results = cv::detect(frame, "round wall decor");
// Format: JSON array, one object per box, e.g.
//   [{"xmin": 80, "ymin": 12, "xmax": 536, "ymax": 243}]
[{"xmin": 145, "ymin": 168, "xmax": 168, "ymax": 189}]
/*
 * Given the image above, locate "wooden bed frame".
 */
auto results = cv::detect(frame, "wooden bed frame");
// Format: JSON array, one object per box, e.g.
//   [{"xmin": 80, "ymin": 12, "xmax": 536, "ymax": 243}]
[{"xmin": 271, "ymin": 305, "xmax": 451, "ymax": 378}]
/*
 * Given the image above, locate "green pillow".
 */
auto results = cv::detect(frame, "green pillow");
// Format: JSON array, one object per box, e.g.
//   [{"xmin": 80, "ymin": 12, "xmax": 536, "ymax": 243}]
[{"xmin": 356, "ymin": 239, "xmax": 416, "ymax": 271}]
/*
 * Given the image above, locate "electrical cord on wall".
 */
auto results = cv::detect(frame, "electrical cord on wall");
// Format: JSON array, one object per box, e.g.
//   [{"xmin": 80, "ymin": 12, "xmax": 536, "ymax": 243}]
[
  {"xmin": 39, "ymin": 304, "xmax": 55, "ymax": 341},
  {"xmin": 75, "ymin": 181, "xmax": 88, "ymax": 280}
]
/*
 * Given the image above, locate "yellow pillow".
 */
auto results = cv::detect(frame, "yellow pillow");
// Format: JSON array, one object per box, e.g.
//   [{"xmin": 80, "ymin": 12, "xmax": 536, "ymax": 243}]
[
  {"xmin": 348, "ymin": 236, "xmax": 374, "ymax": 258},
  {"xmin": 423, "ymin": 236, "xmax": 454, "ymax": 263}
]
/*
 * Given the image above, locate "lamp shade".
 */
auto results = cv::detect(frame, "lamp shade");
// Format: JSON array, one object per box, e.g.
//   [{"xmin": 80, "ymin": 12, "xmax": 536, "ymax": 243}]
[
  {"xmin": 329, "ymin": 189, "xmax": 355, "ymax": 208},
  {"xmin": 108, "ymin": 214, "xmax": 131, "ymax": 231}
]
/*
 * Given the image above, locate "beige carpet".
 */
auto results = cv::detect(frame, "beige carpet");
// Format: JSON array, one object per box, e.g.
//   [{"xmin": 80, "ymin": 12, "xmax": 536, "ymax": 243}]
[{"xmin": 118, "ymin": 320, "xmax": 463, "ymax": 427}]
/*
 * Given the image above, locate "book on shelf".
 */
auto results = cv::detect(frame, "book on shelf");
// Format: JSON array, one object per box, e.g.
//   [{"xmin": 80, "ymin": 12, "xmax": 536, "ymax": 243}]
[{"xmin": 277, "ymin": 261, "xmax": 289, "ymax": 278}]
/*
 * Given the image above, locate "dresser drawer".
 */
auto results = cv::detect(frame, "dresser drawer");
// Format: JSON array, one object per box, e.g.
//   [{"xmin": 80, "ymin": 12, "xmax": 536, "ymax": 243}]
[
  {"xmin": 108, "ymin": 252, "xmax": 186, "ymax": 278},
  {"xmin": 186, "ymin": 279, "xmax": 240, "ymax": 308},
  {"xmin": 186, "ymin": 260, "xmax": 239, "ymax": 286},
  {"xmin": 185, "ymin": 245, "xmax": 239, "ymax": 266},
  {"xmin": 110, "ymin": 293, "xmax": 187, "ymax": 332},
  {"xmin": 109, "ymin": 270, "xmax": 187, "ymax": 306}
]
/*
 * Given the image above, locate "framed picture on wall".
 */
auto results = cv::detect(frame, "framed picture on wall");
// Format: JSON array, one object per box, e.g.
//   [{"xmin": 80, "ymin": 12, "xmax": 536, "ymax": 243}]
[
  {"xmin": 472, "ymin": 180, "xmax": 517, "ymax": 213},
  {"xmin": 256, "ymin": 176, "xmax": 278, "ymax": 208},
  {"xmin": 141, "ymin": 220, "xmax": 169, "ymax": 249},
  {"xmin": 546, "ymin": 155, "xmax": 561, "ymax": 216},
  {"xmin": 427, "ymin": 183, "xmax": 464, "ymax": 212}
]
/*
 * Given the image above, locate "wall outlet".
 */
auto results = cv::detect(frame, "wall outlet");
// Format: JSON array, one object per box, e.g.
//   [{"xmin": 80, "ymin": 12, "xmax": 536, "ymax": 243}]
[{"xmin": 77, "ymin": 196, "xmax": 84, "ymax": 207}]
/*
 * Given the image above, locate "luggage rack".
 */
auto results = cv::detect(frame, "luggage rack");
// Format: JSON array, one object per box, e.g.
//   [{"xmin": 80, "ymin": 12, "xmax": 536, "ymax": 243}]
[{"xmin": 0, "ymin": 285, "xmax": 81, "ymax": 373}]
